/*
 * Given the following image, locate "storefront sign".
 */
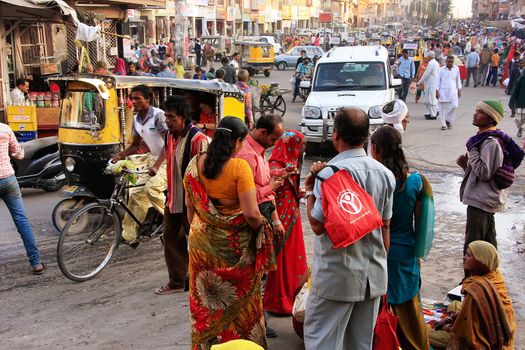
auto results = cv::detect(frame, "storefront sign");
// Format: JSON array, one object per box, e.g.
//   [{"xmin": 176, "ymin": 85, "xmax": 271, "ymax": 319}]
[
  {"xmin": 282, "ymin": 5, "xmax": 292, "ymax": 20},
  {"xmin": 227, "ymin": 7, "xmax": 236, "ymax": 21},
  {"xmin": 298, "ymin": 6, "xmax": 309, "ymax": 20},
  {"xmin": 123, "ymin": 38, "xmax": 134, "ymax": 58},
  {"xmin": 217, "ymin": 8, "xmax": 227, "ymax": 20},
  {"xmin": 320, "ymin": 13, "xmax": 332, "ymax": 23},
  {"xmin": 110, "ymin": 47, "xmax": 118, "ymax": 56},
  {"xmin": 206, "ymin": 7, "xmax": 216, "ymax": 19}
]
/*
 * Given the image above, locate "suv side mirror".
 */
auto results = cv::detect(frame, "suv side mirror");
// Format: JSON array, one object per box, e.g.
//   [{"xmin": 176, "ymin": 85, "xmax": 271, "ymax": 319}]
[{"xmin": 390, "ymin": 78, "xmax": 402, "ymax": 88}]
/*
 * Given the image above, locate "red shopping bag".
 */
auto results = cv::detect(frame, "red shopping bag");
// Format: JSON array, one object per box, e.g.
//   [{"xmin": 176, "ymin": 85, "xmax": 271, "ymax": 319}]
[
  {"xmin": 319, "ymin": 166, "xmax": 384, "ymax": 249},
  {"xmin": 373, "ymin": 295, "xmax": 400, "ymax": 350}
]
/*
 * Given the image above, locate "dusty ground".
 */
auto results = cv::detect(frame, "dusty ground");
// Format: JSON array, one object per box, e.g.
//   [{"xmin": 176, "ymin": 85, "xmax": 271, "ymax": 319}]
[{"xmin": 1, "ymin": 164, "xmax": 524, "ymax": 350}]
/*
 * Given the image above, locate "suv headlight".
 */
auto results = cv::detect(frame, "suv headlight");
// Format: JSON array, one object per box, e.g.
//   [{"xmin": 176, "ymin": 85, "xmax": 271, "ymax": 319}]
[
  {"xmin": 368, "ymin": 105, "xmax": 383, "ymax": 119},
  {"xmin": 303, "ymin": 106, "xmax": 322, "ymax": 119}
]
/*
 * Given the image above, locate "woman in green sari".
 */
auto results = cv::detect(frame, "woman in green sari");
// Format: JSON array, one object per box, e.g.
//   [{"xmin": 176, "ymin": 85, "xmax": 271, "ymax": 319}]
[{"xmin": 184, "ymin": 117, "xmax": 277, "ymax": 350}]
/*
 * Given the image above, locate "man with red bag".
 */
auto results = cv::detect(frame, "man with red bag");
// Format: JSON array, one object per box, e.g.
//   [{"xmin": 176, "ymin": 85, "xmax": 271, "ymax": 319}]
[{"xmin": 303, "ymin": 108, "xmax": 396, "ymax": 350}]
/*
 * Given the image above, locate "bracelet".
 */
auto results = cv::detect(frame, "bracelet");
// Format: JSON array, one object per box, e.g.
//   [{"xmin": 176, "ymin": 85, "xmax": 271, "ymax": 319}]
[
  {"xmin": 306, "ymin": 191, "xmax": 314, "ymax": 197},
  {"xmin": 272, "ymin": 220, "xmax": 281, "ymax": 227}
]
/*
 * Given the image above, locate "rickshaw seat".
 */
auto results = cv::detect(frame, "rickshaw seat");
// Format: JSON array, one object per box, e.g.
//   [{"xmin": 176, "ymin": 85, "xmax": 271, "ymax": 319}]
[{"xmin": 21, "ymin": 136, "xmax": 58, "ymax": 160}]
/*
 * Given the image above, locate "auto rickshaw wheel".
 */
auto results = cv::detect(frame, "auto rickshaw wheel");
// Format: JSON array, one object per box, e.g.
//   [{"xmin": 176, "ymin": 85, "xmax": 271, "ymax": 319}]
[
  {"xmin": 264, "ymin": 70, "xmax": 271, "ymax": 77},
  {"xmin": 52, "ymin": 197, "xmax": 90, "ymax": 233}
]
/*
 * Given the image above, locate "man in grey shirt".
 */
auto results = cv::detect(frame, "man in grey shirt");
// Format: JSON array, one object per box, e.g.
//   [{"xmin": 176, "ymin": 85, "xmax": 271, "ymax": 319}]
[{"xmin": 303, "ymin": 108, "xmax": 396, "ymax": 350}]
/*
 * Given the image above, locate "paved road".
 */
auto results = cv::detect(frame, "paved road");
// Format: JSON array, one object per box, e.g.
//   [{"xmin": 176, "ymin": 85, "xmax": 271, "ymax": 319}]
[{"xmin": 1, "ymin": 69, "xmax": 524, "ymax": 349}]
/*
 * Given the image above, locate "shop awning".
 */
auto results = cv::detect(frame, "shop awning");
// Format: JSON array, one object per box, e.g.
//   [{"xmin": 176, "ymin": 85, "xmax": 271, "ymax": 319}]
[
  {"xmin": 0, "ymin": 0, "xmax": 59, "ymax": 17},
  {"xmin": 106, "ymin": 0, "xmax": 166, "ymax": 8}
]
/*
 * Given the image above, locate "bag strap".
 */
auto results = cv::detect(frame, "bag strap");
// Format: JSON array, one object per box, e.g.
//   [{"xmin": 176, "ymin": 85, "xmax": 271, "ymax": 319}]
[{"xmin": 315, "ymin": 165, "xmax": 339, "ymax": 182}]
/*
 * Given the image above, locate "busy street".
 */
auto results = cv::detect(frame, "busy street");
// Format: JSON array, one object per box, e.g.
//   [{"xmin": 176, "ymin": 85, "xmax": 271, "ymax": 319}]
[
  {"xmin": 2, "ymin": 0, "xmax": 525, "ymax": 349},
  {"xmin": 1, "ymin": 69, "xmax": 525, "ymax": 349}
]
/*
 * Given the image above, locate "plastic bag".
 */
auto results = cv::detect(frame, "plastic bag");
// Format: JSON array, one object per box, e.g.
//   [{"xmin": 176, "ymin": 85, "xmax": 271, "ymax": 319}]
[{"xmin": 408, "ymin": 81, "xmax": 417, "ymax": 95}]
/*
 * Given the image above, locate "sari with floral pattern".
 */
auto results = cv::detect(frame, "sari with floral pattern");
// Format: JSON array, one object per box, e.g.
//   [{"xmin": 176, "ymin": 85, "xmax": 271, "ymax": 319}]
[
  {"xmin": 263, "ymin": 130, "xmax": 308, "ymax": 315},
  {"xmin": 183, "ymin": 155, "xmax": 277, "ymax": 350}
]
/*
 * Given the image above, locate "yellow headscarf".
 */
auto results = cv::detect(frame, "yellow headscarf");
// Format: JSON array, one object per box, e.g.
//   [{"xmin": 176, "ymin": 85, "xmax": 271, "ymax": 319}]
[{"xmin": 468, "ymin": 240, "xmax": 499, "ymax": 271}]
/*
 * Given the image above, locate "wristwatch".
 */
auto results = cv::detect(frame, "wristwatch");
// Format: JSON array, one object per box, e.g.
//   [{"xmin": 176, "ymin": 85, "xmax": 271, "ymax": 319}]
[{"xmin": 306, "ymin": 191, "xmax": 315, "ymax": 197}]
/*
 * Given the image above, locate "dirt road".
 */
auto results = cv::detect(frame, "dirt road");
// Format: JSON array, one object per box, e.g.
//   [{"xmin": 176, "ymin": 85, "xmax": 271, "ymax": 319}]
[{"xmin": 1, "ymin": 167, "xmax": 524, "ymax": 349}]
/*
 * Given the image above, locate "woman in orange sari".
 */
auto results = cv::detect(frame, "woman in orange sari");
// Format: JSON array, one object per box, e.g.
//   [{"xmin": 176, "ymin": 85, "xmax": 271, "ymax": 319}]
[
  {"xmin": 184, "ymin": 117, "xmax": 277, "ymax": 350},
  {"xmin": 263, "ymin": 130, "xmax": 308, "ymax": 315},
  {"xmin": 429, "ymin": 241, "xmax": 515, "ymax": 349},
  {"xmin": 415, "ymin": 58, "xmax": 429, "ymax": 103}
]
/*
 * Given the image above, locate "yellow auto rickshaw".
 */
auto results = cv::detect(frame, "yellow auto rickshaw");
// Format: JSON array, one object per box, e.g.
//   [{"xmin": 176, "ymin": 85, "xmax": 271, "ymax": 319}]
[
  {"xmin": 50, "ymin": 74, "xmax": 246, "ymax": 230},
  {"xmin": 234, "ymin": 41, "xmax": 274, "ymax": 77}
]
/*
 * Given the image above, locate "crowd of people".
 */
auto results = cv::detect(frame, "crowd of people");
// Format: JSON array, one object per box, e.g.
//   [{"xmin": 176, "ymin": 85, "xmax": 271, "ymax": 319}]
[
  {"xmin": 391, "ymin": 22, "xmax": 525, "ymax": 138},
  {"xmin": 3, "ymin": 21, "xmax": 525, "ymax": 350}
]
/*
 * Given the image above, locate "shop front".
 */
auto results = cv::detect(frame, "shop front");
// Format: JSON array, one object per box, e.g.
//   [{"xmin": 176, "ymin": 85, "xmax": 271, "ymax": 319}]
[{"xmin": 0, "ymin": 0, "xmax": 68, "ymax": 124}]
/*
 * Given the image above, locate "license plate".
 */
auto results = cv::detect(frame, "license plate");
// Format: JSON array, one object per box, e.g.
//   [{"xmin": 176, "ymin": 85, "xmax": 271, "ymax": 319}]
[{"xmin": 63, "ymin": 185, "xmax": 78, "ymax": 194}]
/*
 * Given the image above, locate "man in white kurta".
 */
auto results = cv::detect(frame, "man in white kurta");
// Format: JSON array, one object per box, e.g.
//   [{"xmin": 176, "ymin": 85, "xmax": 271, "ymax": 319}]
[
  {"xmin": 437, "ymin": 56, "xmax": 462, "ymax": 130},
  {"xmin": 418, "ymin": 51, "xmax": 440, "ymax": 119}
]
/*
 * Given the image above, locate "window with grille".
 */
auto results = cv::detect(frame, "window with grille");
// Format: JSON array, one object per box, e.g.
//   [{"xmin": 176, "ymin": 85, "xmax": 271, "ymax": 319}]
[{"xmin": 19, "ymin": 23, "xmax": 48, "ymax": 71}]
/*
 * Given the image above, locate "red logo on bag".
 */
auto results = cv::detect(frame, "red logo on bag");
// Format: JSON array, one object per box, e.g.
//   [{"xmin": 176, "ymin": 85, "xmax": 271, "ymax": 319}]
[
  {"xmin": 338, "ymin": 190, "xmax": 363, "ymax": 215},
  {"xmin": 320, "ymin": 166, "xmax": 384, "ymax": 249}
]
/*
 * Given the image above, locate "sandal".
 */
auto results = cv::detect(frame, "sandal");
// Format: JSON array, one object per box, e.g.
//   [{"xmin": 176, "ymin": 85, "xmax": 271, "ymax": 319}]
[
  {"xmin": 154, "ymin": 284, "xmax": 183, "ymax": 295},
  {"xmin": 33, "ymin": 263, "xmax": 46, "ymax": 275}
]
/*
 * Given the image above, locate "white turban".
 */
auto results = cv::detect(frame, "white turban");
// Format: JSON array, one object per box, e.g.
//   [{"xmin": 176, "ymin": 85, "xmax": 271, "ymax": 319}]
[
  {"xmin": 426, "ymin": 51, "xmax": 435, "ymax": 58},
  {"xmin": 381, "ymin": 99, "xmax": 408, "ymax": 131}
]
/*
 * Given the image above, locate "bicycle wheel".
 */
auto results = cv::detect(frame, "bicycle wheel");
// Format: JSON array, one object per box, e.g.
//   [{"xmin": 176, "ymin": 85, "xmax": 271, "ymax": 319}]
[{"xmin": 57, "ymin": 202, "xmax": 120, "ymax": 282}]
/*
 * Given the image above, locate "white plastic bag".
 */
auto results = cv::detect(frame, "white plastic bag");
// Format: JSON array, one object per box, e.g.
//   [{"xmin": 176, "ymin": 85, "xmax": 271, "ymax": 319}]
[{"xmin": 292, "ymin": 281, "xmax": 309, "ymax": 323}]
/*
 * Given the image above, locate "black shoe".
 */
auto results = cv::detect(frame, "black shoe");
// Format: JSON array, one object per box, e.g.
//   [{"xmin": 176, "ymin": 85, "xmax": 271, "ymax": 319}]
[
  {"xmin": 518, "ymin": 129, "xmax": 523, "ymax": 138},
  {"xmin": 446, "ymin": 121, "xmax": 452, "ymax": 129},
  {"xmin": 266, "ymin": 326, "xmax": 278, "ymax": 338},
  {"xmin": 441, "ymin": 126, "xmax": 447, "ymax": 130},
  {"xmin": 474, "ymin": 84, "xmax": 478, "ymax": 88},
  {"xmin": 425, "ymin": 115, "xmax": 437, "ymax": 120}
]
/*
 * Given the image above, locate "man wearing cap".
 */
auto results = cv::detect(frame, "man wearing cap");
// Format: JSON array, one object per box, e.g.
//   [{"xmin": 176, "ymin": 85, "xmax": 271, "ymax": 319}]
[
  {"xmin": 417, "ymin": 51, "xmax": 440, "ymax": 120},
  {"xmin": 457, "ymin": 100, "xmax": 524, "ymax": 257},
  {"xmin": 437, "ymin": 55, "xmax": 462, "ymax": 130}
]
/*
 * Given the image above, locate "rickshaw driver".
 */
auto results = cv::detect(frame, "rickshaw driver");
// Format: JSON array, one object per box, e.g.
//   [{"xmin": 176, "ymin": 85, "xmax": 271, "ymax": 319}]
[{"xmin": 111, "ymin": 85, "xmax": 168, "ymax": 245}]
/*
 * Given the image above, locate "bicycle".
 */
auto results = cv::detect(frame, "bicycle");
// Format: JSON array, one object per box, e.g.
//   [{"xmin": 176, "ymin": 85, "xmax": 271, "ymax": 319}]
[{"xmin": 56, "ymin": 166, "xmax": 164, "ymax": 282}]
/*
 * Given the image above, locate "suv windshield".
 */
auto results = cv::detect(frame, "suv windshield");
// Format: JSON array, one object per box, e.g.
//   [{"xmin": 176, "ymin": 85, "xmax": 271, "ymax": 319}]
[
  {"xmin": 60, "ymin": 90, "xmax": 105, "ymax": 130},
  {"xmin": 313, "ymin": 62, "xmax": 387, "ymax": 92}
]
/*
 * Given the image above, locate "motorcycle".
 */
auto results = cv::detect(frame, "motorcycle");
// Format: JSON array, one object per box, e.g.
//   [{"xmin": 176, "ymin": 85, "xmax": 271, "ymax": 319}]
[
  {"xmin": 12, "ymin": 136, "xmax": 66, "ymax": 192},
  {"xmin": 298, "ymin": 75, "xmax": 312, "ymax": 101}
]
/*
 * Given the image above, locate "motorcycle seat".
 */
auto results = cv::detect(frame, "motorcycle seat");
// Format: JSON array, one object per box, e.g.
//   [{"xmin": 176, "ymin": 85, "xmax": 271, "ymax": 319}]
[{"xmin": 21, "ymin": 136, "xmax": 58, "ymax": 160}]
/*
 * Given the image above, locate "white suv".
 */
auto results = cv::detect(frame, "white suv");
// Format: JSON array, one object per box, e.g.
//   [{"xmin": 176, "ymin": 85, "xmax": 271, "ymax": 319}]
[{"xmin": 300, "ymin": 45, "xmax": 401, "ymax": 153}]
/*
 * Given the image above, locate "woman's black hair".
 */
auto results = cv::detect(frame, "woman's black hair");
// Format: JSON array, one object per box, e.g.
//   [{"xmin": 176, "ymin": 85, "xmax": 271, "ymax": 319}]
[
  {"xmin": 203, "ymin": 117, "xmax": 248, "ymax": 179},
  {"xmin": 370, "ymin": 126, "xmax": 408, "ymax": 190}
]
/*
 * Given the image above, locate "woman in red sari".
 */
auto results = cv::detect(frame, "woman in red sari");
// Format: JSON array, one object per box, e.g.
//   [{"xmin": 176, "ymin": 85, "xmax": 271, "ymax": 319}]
[{"xmin": 263, "ymin": 129, "xmax": 308, "ymax": 315}]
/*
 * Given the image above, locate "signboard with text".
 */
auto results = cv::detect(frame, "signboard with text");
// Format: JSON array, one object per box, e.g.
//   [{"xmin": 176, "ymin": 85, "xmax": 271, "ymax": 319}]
[{"xmin": 320, "ymin": 13, "xmax": 332, "ymax": 23}]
